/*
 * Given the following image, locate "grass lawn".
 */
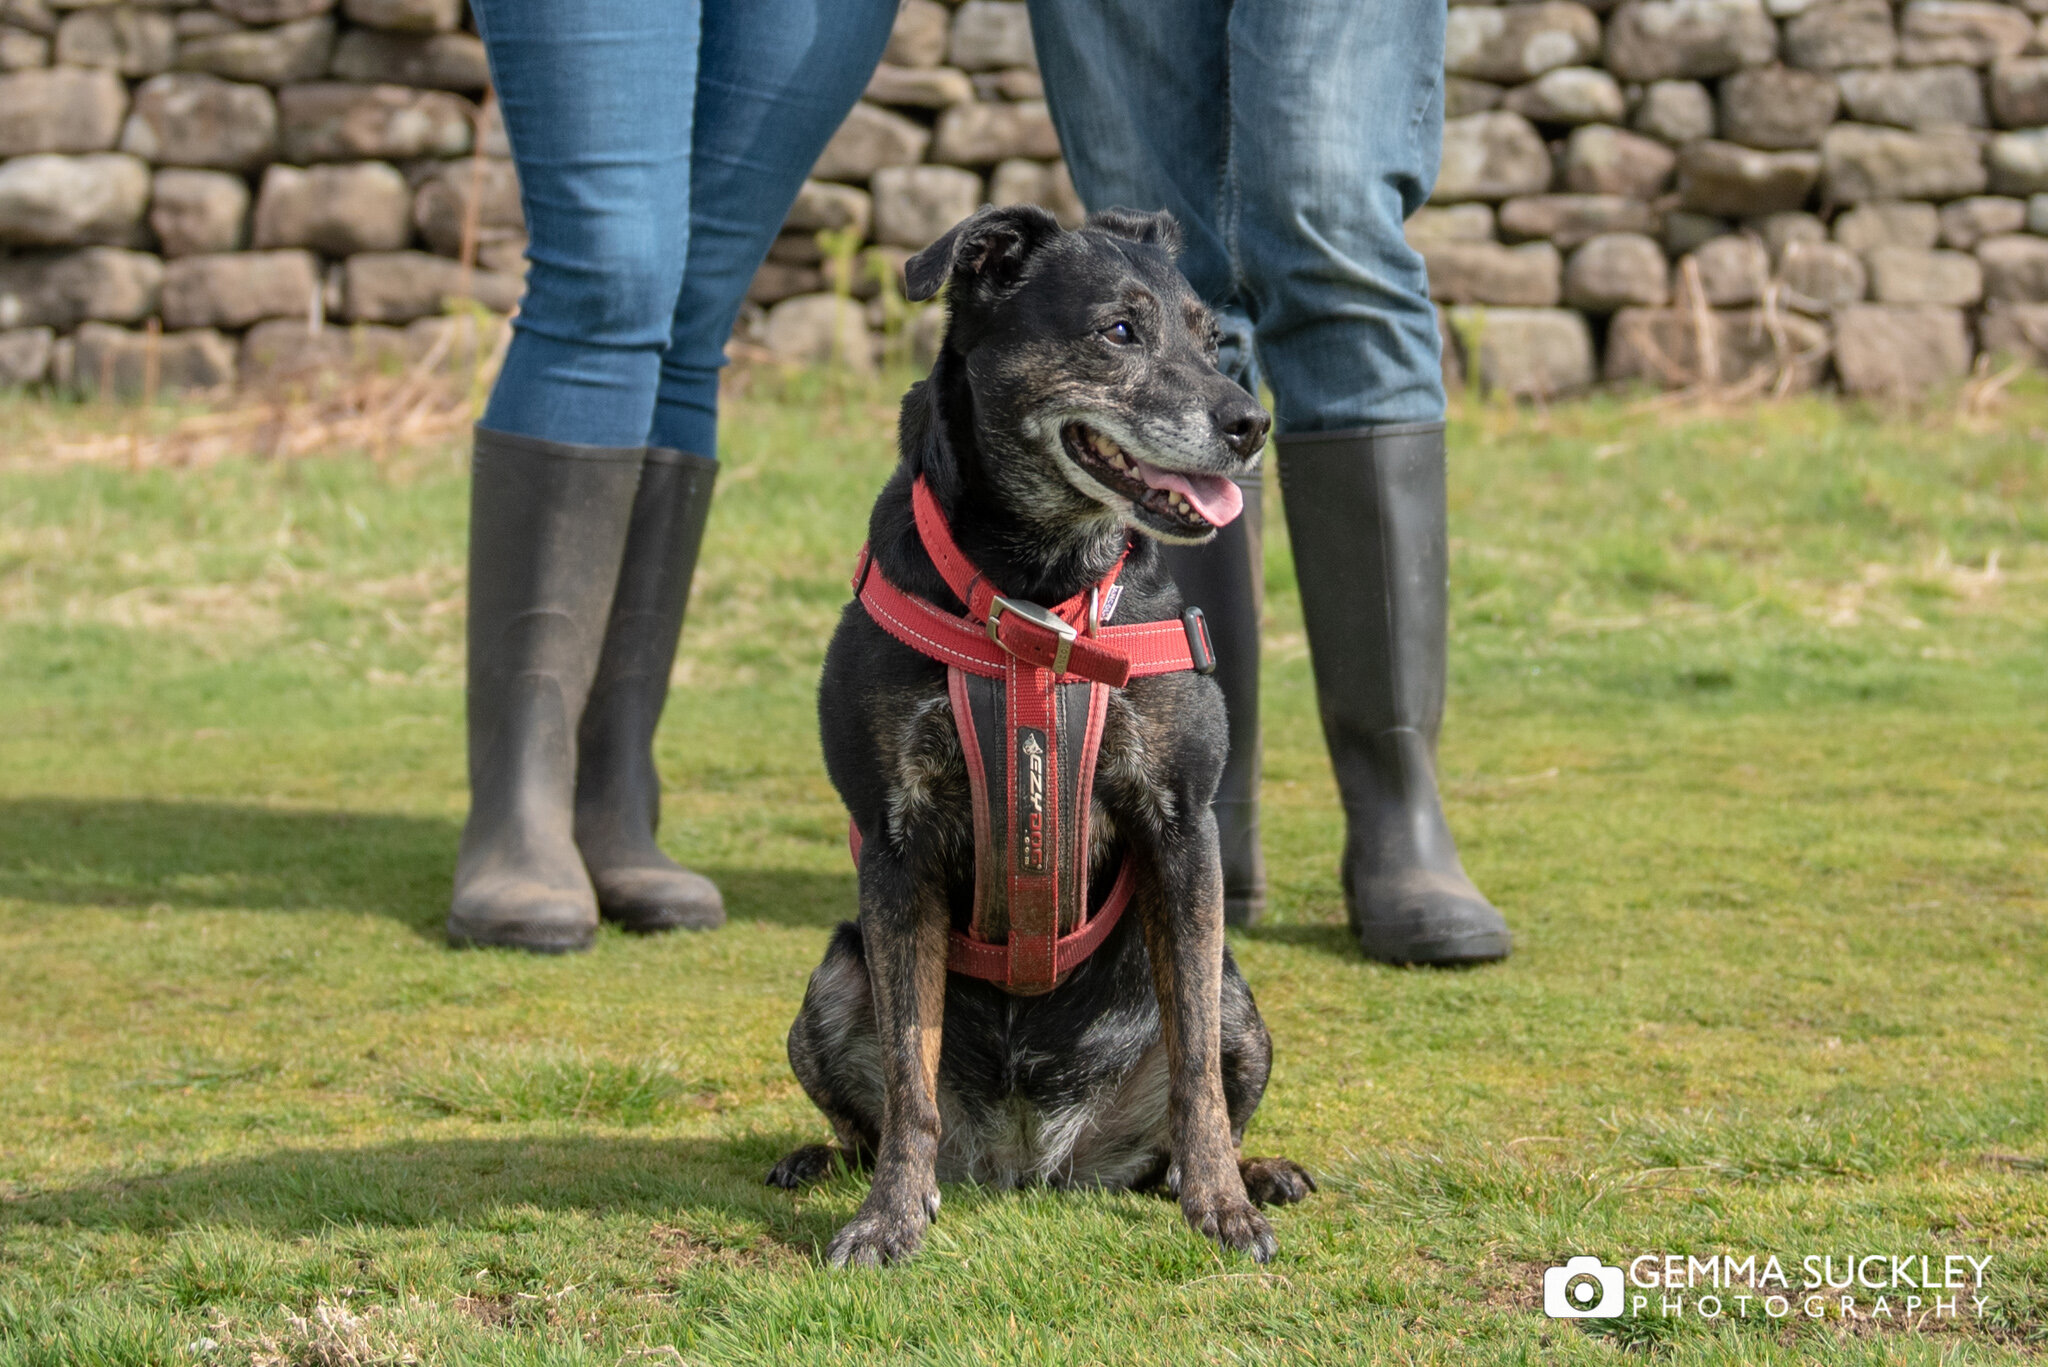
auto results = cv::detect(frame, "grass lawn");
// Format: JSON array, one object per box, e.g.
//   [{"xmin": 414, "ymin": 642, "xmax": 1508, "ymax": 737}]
[{"xmin": 2, "ymin": 368, "xmax": 2045, "ymax": 1365}]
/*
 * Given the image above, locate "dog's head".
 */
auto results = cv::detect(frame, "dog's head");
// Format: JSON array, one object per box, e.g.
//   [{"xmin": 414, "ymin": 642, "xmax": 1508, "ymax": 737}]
[{"xmin": 905, "ymin": 205, "xmax": 1269, "ymax": 546}]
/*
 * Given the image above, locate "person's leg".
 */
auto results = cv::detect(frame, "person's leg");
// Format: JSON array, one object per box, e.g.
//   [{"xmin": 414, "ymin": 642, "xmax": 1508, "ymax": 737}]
[
  {"xmin": 450, "ymin": 0, "xmax": 698, "ymax": 951},
  {"xmin": 573, "ymin": 0, "xmax": 898, "ymax": 929},
  {"xmin": 1230, "ymin": 0, "xmax": 1510, "ymax": 963},
  {"xmin": 1028, "ymin": 0, "xmax": 1270, "ymax": 925}
]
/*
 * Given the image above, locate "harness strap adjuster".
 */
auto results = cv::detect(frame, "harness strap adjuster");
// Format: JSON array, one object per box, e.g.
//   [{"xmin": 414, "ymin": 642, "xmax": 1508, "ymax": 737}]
[
  {"xmin": 986, "ymin": 594, "xmax": 1078, "ymax": 676},
  {"xmin": 1182, "ymin": 606, "xmax": 1216, "ymax": 675}
]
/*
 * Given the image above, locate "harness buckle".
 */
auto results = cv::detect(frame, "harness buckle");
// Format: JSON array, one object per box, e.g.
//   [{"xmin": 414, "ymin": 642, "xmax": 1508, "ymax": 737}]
[{"xmin": 987, "ymin": 595, "xmax": 1078, "ymax": 675}]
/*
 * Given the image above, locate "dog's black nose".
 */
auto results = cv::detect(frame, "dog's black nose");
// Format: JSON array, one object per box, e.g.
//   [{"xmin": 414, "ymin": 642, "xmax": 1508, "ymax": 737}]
[{"xmin": 1215, "ymin": 402, "xmax": 1270, "ymax": 459}]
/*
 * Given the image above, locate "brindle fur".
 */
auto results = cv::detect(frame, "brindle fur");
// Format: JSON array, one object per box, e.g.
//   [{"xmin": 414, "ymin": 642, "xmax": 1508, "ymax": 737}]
[{"xmin": 771, "ymin": 206, "xmax": 1312, "ymax": 1267}]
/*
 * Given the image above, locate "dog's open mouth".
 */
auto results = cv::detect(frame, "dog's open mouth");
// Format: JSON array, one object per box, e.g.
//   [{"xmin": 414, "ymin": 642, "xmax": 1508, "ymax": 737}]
[{"xmin": 1061, "ymin": 423, "xmax": 1243, "ymax": 532}]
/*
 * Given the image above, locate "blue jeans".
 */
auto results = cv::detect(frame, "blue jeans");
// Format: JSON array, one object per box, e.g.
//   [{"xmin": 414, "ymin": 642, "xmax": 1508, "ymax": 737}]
[
  {"xmin": 471, "ymin": 0, "xmax": 896, "ymax": 456},
  {"xmin": 1026, "ymin": 0, "xmax": 1446, "ymax": 430}
]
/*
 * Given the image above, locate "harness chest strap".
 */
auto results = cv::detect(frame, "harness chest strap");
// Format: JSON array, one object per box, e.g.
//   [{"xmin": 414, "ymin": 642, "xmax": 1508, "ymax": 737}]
[{"xmin": 847, "ymin": 477, "xmax": 1215, "ymax": 994}]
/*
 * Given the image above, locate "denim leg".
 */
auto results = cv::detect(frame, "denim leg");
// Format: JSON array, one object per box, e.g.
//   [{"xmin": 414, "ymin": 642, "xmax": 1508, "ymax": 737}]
[
  {"xmin": 647, "ymin": 0, "xmax": 898, "ymax": 458},
  {"xmin": 470, "ymin": 0, "xmax": 699, "ymax": 448},
  {"xmin": 1024, "ymin": 0, "xmax": 1258, "ymax": 387},
  {"xmin": 1228, "ymin": 0, "xmax": 1445, "ymax": 430}
]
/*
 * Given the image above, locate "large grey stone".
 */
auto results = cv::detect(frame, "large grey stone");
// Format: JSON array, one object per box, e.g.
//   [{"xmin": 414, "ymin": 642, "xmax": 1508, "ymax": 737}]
[
  {"xmin": 1836, "ymin": 66, "xmax": 1990, "ymax": 129},
  {"xmin": 1677, "ymin": 140, "xmax": 1819, "ymax": 213},
  {"xmin": 1834, "ymin": 303, "xmax": 1973, "ymax": 393},
  {"xmin": 160, "ymin": 248, "xmax": 318, "ymax": 328},
  {"xmin": 1938, "ymin": 194, "xmax": 2027, "ymax": 246},
  {"xmin": 328, "ymin": 29, "xmax": 487, "ymax": 92},
  {"xmin": 987, "ymin": 157, "xmax": 1084, "ymax": 228},
  {"xmin": 0, "ymin": 67, "xmax": 127, "ymax": 156},
  {"xmin": 341, "ymin": 0, "xmax": 459, "ymax": 34},
  {"xmin": 1407, "ymin": 203, "xmax": 1498, "ymax": 246},
  {"xmin": 54, "ymin": 6, "xmax": 173, "ymax": 75},
  {"xmin": 784, "ymin": 178, "xmax": 871, "ymax": 237},
  {"xmin": 747, "ymin": 260, "xmax": 820, "ymax": 307},
  {"xmin": 239, "ymin": 315, "xmax": 408, "ymax": 383},
  {"xmin": 1977, "ymin": 231, "xmax": 2048, "ymax": 299},
  {"xmin": 1604, "ymin": 306, "xmax": 1829, "ymax": 388},
  {"xmin": 1635, "ymin": 81, "xmax": 1718, "ymax": 147},
  {"xmin": 120, "ymin": 73, "xmax": 277, "ymax": 170},
  {"xmin": 948, "ymin": 0, "xmax": 1034, "ymax": 72},
  {"xmin": 341, "ymin": 249, "xmax": 522, "ymax": 322},
  {"xmin": 0, "ymin": 325, "xmax": 50, "ymax": 384},
  {"xmin": 0, "ymin": 151, "xmax": 147, "ymax": 246},
  {"xmin": 1834, "ymin": 200, "xmax": 1942, "ymax": 251},
  {"xmin": 2032, "ymin": 192, "xmax": 2048, "ymax": 233},
  {"xmin": 149, "ymin": 167, "xmax": 247, "ymax": 256},
  {"xmin": 1987, "ymin": 127, "xmax": 2048, "ymax": 193},
  {"xmin": 1989, "ymin": 58, "xmax": 2048, "ymax": 128},
  {"xmin": 1866, "ymin": 245, "xmax": 1985, "ymax": 304},
  {"xmin": 1446, "ymin": 2, "xmax": 1602, "ymax": 83},
  {"xmin": 175, "ymin": 11, "xmax": 243, "ymax": 38},
  {"xmin": 1434, "ymin": 111, "xmax": 1553, "ymax": 201},
  {"xmin": 1898, "ymin": 1, "xmax": 2032, "ymax": 66},
  {"xmin": 1564, "ymin": 231, "xmax": 1671, "ymax": 308},
  {"xmin": 1978, "ymin": 301, "xmax": 2048, "ymax": 362},
  {"xmin": 276, "ymin": 82, "xmax": 473, "ymax": 161},
  {"xmin": 1684, "ymin": 232, "xmax": 1771, "ymax": 303},
  {"xmin": 1822, "ymin": 123, "xmax": 1990, "ymax": 201},
  {"xmin": 883, "ymin": 0, "xmax": 950, "ymax": 68},
  {"xmin": 1718, "ymin": 64, "xmax": 1840, "ymax": 148},
  {"xmin": 1604, "ymin": 0, "xmax": 1777, "ymax": 82},
  {"xmin": 175, "ymin": 15, "xmax": 333, "ymax": 84},
  {"xmin": 1776, "ymin": 238, "xmax": 1868, "ymax": 310},
  {"xmin": 0, "ymin": 246, "xmax": 160, "ymax": 329},
  {"xmin": 70, "ymin": 321, "xmax": 237, "ymax": 397},
  {"xmin": 1755, "ymin": 209, "xmax": 1828, "ymax": 257},
  {"xmin": 813, "ymin": 101, "xmax": 930, "ymax": 182},
  {"xmin": 871, "ymin": 164, "xmax": 981, "ymax": 248},
  {"xmin": 931, "ymin": 99, "xmax": 1059, "ymax": 165},
  {"xmin": 1447, "ymin": 305, "xmax": 1596, "ymax": 397},
  {"xmin": 865, "ymin": 63, "xmax": 975, "ymax": 109},
  {"xmin": 1423, "ymin": 240, "xmax": 1563, "ymax": 304},
  {"xmin": 213, "ymin": 0, "xmax": 333, "ymax": 25},
  {"xmin": 762, "ymin": 292, "xmax": 872, "ymax": 370},
  {"xmin": 1563, "ymin": 123, "xmax": 1678, "ymax": 196},
  {"xmin": 411, "ymin": 156, "xmax": 521, "ymax": 257},
  {"xmin": 1665, "ymin": 208, "xmax": 1734, "ymax": 253},
  {"xmin": 1783, "ymin": 0, "xmax": 1898, "ymax": 69},
  {"xmin": 0, "ymin": 28, "xmax": 50, "ymax": 69},
  {"xmin": 1445, "ymin": 76, "xmax": 1506, "ymax": 118},
  {"xmin": 1502, "ymin": 66, "xmax": 1626, "ymax": 124},
  {"xmin": 1497, "ymin": 193, "xmax": 1657, "ymax": 246},
  {"xmin": 253, "ymin": 159, "xmax": 411, "ymax": 255}
]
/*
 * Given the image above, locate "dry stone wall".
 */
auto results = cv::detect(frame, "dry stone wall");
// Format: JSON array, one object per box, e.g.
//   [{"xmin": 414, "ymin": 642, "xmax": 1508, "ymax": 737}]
[{"xmin": 7, "ymin": 0, "xmax": 2048, "ymax": 398}]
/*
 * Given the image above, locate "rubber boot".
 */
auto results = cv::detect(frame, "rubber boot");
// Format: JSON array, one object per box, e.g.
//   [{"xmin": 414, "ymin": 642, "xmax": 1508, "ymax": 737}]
[
  {"xmin": 1157, "ymin": 473, "xmax": 1265, "ymax": 926},
  {"xmin": 574, "ymin": 446, "xmax": 726, "ymax": 931},
  {"xmin": 448, "ymin": 427, "xmax": 645, "ymax": 953},
  {"xmin": 1276, "ymin": 423, "xmax": 1511, "ymax": 965}
]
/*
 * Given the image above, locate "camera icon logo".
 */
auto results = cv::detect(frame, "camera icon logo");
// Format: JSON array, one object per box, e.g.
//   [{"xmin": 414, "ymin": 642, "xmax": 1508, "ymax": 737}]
[{"xmin": 1544, "ymin": 1256, "xmax": 1625, "ymax": 1318}]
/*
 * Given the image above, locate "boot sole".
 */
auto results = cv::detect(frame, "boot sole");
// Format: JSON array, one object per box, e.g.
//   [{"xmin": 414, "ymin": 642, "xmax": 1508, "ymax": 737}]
[{"xmin": 446, "ymin": 920, "xmax": 596, "ymax": 954}]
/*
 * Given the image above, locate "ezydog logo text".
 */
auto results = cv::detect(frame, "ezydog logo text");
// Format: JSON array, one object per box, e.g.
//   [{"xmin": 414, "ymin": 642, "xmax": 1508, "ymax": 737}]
[{"xmin": 1542, "ymin": 1253, "xmax": 1996, "ymax": 1322}]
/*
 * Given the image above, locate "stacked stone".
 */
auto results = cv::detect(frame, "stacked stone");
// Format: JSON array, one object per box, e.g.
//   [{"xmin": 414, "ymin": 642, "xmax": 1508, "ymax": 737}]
[
  {"xmin": 1415, "ymin": 0, "xmax": 2048, "ymax": 396},
  {"xmin": 746, "ymin": 0, "xmax": 1080, "ymax": 368},
  {"xmin": 0, "ymin": 0, "xmax": 520, "ymax": 393}
]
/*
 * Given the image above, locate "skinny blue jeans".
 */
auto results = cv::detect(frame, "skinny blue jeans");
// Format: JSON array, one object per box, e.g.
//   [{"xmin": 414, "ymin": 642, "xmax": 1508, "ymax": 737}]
[
  {"xmin": 1026, "ymin": 0, "xmax": 1447, "ymax": 430},
  {"xmin": 470, "ymin": 0, "xmax": 896, "ymax": 457}
]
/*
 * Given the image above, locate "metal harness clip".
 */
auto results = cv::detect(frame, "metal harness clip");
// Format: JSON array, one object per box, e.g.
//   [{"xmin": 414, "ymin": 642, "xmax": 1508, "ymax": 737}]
[{"xmin": 986, "ymin": 594, "xmax": 1078, "ymax": 675}]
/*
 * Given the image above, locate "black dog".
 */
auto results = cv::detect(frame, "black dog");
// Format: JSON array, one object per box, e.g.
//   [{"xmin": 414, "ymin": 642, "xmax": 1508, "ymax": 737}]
[{"xmin": 769, "ymin": 205, "xmax": 1312, "ymax": 1267}]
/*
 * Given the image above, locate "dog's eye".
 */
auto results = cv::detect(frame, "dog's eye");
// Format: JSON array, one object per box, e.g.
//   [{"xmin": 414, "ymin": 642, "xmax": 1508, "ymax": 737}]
[{"xmin": 1101, "ymin": 321, "xmax": 1136, "ymax": 345}]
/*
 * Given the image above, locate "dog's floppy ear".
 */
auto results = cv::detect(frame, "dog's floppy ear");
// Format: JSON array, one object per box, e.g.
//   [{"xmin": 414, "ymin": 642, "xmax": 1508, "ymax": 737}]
[
  {"xmin": 1085, "ymin": 207, "xmax": 1182, "ymax": 258},
  {"xmin": 903, "ymin": 204, "xmax": 1062, "ymax": 303}
]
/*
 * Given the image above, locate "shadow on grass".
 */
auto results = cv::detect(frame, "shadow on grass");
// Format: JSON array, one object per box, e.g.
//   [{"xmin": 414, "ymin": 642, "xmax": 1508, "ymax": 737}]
[
  {"xmin": 0, "ymin": 798, "xmax": 855, "ymax": 934},
  {"xmin": 0, "ymin": 1133, "xmax": 839, "ymax": 1246}
]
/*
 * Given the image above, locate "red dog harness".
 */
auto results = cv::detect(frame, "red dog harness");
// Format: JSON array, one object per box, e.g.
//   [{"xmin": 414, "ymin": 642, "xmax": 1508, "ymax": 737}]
[{"xmin": 847, "ymin": 477, "xmax": 1215, "ymax": 994}]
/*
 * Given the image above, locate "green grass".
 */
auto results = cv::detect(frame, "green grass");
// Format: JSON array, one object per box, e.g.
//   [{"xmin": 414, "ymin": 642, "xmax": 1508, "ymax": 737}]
[{"xmin": 2, "ymin": 370, "xmax": 2045, "ymax": 1365}]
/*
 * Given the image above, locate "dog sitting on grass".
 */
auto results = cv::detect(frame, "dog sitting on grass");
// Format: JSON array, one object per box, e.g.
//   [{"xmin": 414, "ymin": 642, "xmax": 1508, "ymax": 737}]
[{"xmin": 768, "ymin": 205, "xmax": 1313, "ymax": 1267}]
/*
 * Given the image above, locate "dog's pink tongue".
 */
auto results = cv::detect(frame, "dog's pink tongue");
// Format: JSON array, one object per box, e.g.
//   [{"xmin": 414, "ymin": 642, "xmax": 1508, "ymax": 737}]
[{"xmin": 1139, "ymin": 464, "xmax": 1243, "ymax": 527}]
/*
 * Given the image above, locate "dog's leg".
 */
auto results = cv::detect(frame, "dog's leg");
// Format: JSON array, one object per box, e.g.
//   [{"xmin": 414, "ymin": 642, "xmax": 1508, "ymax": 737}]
[
  {"xmin": 825, "ymin": 845, "xmax": 949, "ymax": 1268},
  {"xmin": 1136, "ymin": 816, "xmax": 1278, "ymax": 1262}
]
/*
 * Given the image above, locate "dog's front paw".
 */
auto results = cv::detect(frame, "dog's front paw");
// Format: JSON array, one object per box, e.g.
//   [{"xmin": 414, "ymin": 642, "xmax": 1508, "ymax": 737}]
[
  {"xmin": 767, "ymin": 1143, "xmax": 843, "ymax": 1189},
  {"xmin": 1182, "ymin": 1192, "xmax": 1277, "ymax": 1263},
  {"xmin": 825, "ymin": 1186, "xmax": 939, "ymax": 1268},
  {"xmin": 1239, "ymin": 1157, "xmax": 1316, "ymax": 1208}
]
